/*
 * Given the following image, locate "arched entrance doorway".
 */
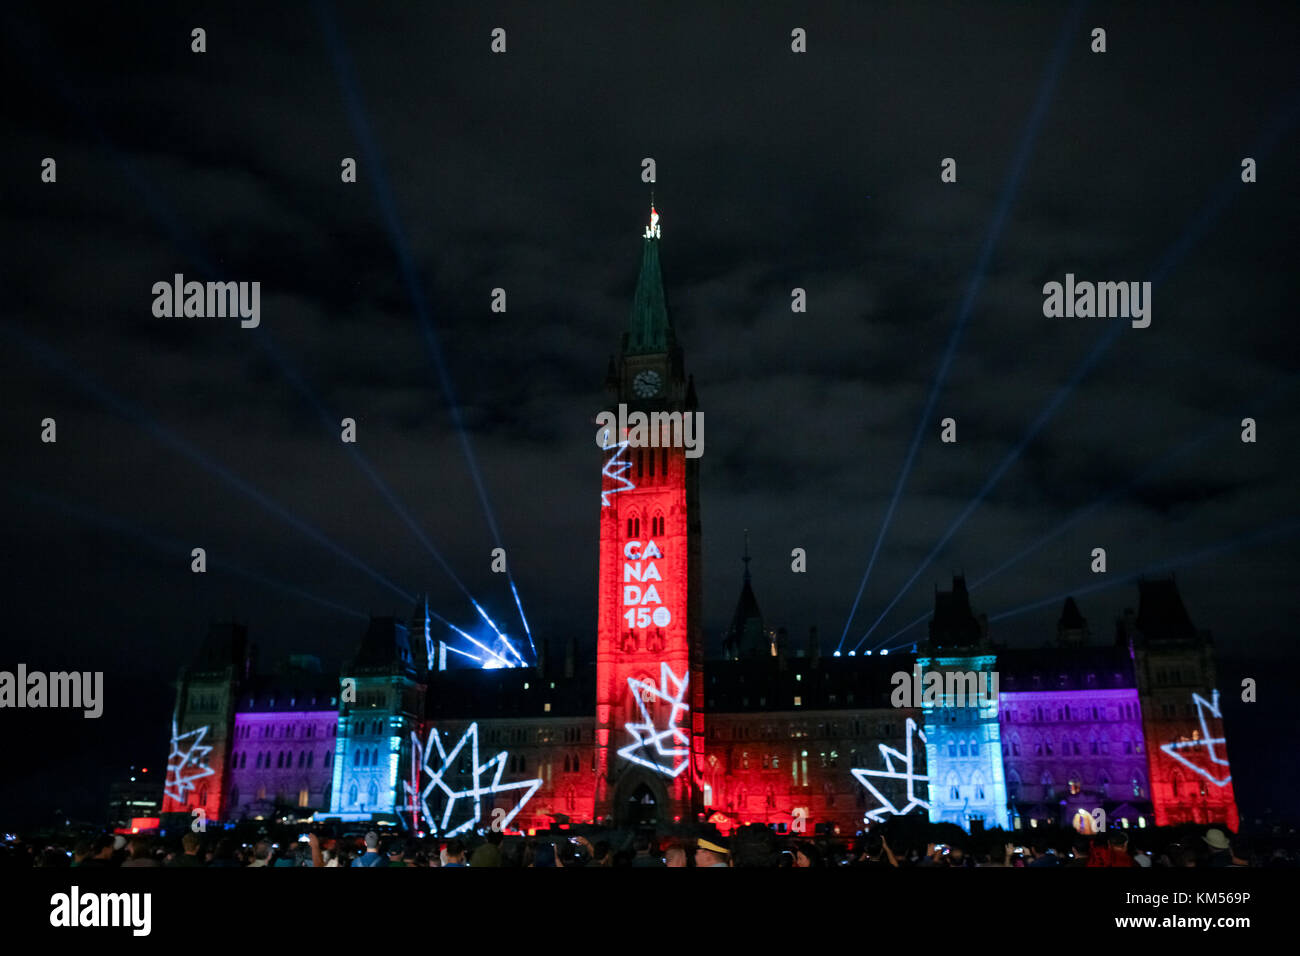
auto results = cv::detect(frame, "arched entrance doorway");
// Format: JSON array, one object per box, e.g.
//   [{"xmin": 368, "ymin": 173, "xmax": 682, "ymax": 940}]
[
  {"xmin": 612, "ymin": 772, "xmax": 670, "ymax": 827},
  {"xmin": 626, "ymin": 783, "xmax": 658, "ymax": 827}
]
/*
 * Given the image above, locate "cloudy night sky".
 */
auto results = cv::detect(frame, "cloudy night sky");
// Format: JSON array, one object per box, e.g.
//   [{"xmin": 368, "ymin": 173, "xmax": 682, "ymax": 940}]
[{"xmin": 1, "ymin": 1, "xmax": 1297, "ymax": 827}]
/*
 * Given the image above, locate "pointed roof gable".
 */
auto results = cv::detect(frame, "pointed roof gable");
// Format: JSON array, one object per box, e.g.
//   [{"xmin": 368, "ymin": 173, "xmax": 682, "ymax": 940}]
[
  {"xmin": 1134, "ymin": 577, "xmax": 1197, "ymax": 642},
  {"xmin": 723, "ymin": 534, "xmax": 767, "ymax": 658},
  {"xmin": 351, "ymin": 615, "xmax": 416, "ymax": 675},
  {"xmin": 928, "ymin": 575, "xmax": 985, "ymax": 649}
]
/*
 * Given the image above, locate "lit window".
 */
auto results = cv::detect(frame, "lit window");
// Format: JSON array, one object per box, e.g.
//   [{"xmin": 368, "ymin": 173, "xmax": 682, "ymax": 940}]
[{"xmin": 794, "ymin": 696, "xmax": 802, "ymax": 707}]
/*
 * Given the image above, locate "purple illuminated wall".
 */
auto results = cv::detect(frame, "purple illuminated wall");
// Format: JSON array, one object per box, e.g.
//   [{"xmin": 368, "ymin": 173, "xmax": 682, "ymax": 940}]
[
  {"xmin": 227, "ymin": 710, "xmax": 338, "ymax": 820},
  {"xmin": 999, "ymin": 687, "xmax": 1151, "ymax": 829}
]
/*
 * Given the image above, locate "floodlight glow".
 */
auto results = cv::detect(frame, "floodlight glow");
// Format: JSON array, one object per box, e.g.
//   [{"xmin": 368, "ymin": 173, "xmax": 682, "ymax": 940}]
[
  {"xmin": 441, "ymin": 619, "xmax": 514, "ymax": 668},
  {"xmin": 443, "ymin": 644, "xmax": 486, "ymax": 665},
  {"xmin": 507, "ymin": 577, "xmax": 536, "ymax": 661}
]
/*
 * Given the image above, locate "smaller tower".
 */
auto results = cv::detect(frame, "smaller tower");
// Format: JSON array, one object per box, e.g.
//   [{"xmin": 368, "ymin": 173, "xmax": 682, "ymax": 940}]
[
  {"xmin": 327, "ymin": 614, "xmax": 425, "ymax": 822},
  {"xmin": 722, "ymin": 532, "xmax": 767, "ymax": 660},
  {"xmin": 162, "ymin": 621, "xmax": 252, "ymax": 826},
  {"xmin": 919, "ymin": 576, "xmax": 1008, "ymax": 832},
  {"xmin": 1123, "ymin": 577, "xmax": 1238, "ymax": 830},
  {"xmin": 1056, "ymin": 597, "xmax": 1089, "ymax": 647}
]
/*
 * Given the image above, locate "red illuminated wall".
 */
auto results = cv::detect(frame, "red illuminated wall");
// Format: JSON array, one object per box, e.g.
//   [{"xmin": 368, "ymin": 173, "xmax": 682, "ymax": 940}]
[
  {"xmin": 1143, "ymin": 701, "xmax": 1239, "ymax": 830},
  {"xmin": 161, "ymin": 677, "xmax": 235, "ymax": 823},
  {"xmin": 596, "ymin": 435, "xmax": 704, "ymax": 823}
]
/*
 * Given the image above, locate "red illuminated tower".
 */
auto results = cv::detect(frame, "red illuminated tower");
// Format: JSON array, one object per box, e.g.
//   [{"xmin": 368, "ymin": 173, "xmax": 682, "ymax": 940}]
[
  {"xmin": 1124, "ymin": 578, "xmax": 1239, "ymax": 829},
  {"xmin": 161, "ymin": 622, "xmax": 252, "ymax": 825},
  {"xmin": 595, "ymin": 204, "xmax": 704, "ymax": 825}
]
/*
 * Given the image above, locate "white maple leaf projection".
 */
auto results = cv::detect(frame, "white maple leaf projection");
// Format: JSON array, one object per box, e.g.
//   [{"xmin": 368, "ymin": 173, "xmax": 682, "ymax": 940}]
[
  {"xmin": 404, "ymin": 722, "xmax": 543, "ymax": 837},
  {"xmin": 164, "ymin": 719, "xmax": 216, "ymax": 804},
  {"xmin": 1160, "ymin": 690, "xmax": 1232, "ymax": 786},
  {"xmin": 851, "ymin": 717, "xmax": 931, "ymax": 822},
  {"xmin": 618, "ymin": 662, "xmax": 690, "ymax": 778}
]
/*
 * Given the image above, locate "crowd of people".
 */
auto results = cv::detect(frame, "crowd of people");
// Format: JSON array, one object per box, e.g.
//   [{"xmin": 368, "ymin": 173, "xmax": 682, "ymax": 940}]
[{"xmin": 2, "ymin": 821, "xmax": 1295, "ymax": 868}]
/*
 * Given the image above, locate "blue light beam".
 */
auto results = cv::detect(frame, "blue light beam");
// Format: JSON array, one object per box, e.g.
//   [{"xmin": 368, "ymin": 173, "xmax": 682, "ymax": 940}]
[
  {"xmin": 2, "ymin": 321, "xmax": 414, "ymax": 605},
  {"xmin": 852, "ymin": 89, "xmax": 1300, "ymax": 653},
  {"xmin": 313, "ymin": 0, "xmax": 535, "ymax": 656},
  {"xmin": 11, "ymin": 483, "xmax": 369, "ymax": 622},
  {"xmin": 987, "ymin": 516, "xmax": 1300, "ymax": 624},
  {"xmin": 835, "ymin": 0, "xmax": 1088, "ymax": 653}
]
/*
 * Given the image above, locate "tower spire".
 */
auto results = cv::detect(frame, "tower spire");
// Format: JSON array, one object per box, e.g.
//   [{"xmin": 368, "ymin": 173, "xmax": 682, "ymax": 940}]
[
  {"xmin": 644, "ymin": 196, "xmax": 661, "ymax": 240},
  {"xmin": 627, "ymin": 199, "xmax": 670, "ymax": 354}
]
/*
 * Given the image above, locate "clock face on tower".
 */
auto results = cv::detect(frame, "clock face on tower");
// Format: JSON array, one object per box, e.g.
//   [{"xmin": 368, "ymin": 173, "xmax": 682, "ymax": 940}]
[{"xmin": 632, "ymin": 369, "xmax": 662, "ymax": 398}]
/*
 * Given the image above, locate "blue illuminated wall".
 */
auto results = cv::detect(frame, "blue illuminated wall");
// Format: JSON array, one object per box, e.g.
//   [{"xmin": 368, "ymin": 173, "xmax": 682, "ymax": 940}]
[
  {"xmin": 918, "ymin": 653, "xmax": 1010, "ymax": 831},
  {"xmin": 325, "ymin": 616, "xmax": 424, "ymax": 822}
]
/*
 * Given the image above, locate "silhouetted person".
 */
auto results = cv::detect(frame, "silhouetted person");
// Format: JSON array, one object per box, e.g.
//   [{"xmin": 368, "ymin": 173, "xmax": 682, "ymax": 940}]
[
  {"xmin": 168, "ymin": 832, "xmax": 204, "ymax": 867},
  {"xmin": 630, "ymin": 834, "xmax": 664, "ymax": 868},
  {"xmin": 351, "ymin": 831, "xmax": 384, "ymax": 867},
  {"xmin": 471, "ymin": 832, "xmax": 503, "ymax": 868},
  {"xmin": 121, "ymin": 837, "xmax": 159, "ymax": 867},
  {"xmin": 442, "ymin": 839, "xmax": 468, "ymax": 867}
]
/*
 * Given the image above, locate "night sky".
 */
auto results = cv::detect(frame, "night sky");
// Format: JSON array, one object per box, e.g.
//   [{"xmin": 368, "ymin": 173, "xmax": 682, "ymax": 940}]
[{"xmin": 2, "ymin": 1, "xmax": 1297, "ymax": 828}]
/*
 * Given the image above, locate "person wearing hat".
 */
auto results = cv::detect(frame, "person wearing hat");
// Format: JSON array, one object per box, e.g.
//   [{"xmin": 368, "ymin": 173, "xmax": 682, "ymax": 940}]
[
  {"xmin": 695, "ymin": 837, "xmax": 730, "ymax": 868},
  {"xmin": 1204, "ymin": 828, "xmax": 1246, "ymax": 867},
  {"xmin": 351, "ymin": 831, "xmax": 386, "ymax": 867}
]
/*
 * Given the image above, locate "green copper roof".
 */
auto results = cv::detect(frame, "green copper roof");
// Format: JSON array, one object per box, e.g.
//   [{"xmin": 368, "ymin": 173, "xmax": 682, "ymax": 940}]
[{"xmin": 626, "ymin": 234, "xmax": 673, "ymax": 355}]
